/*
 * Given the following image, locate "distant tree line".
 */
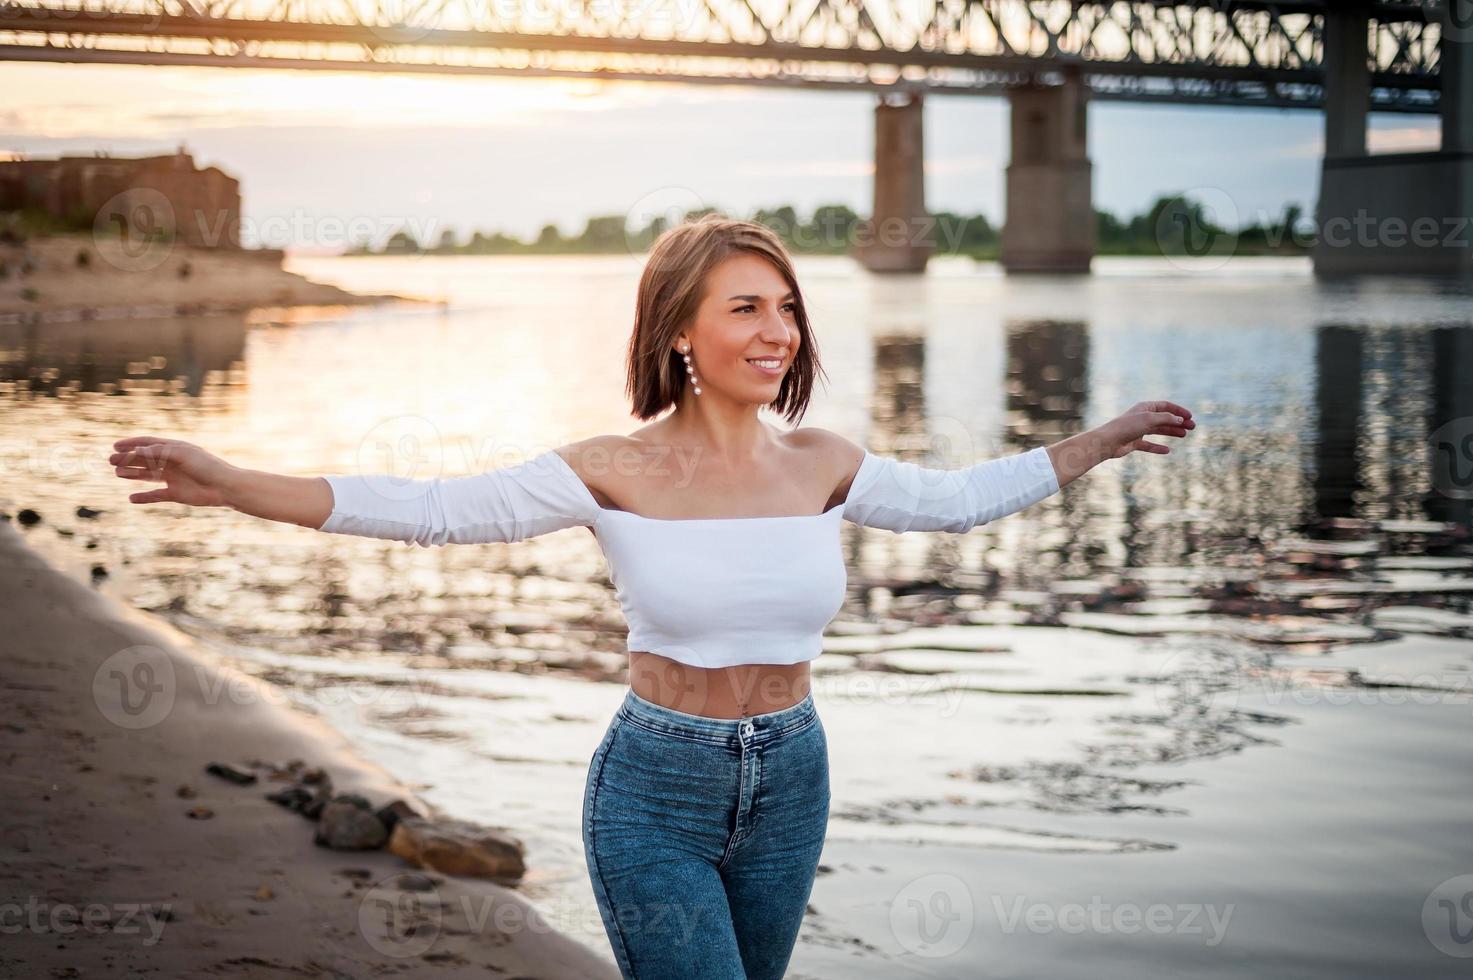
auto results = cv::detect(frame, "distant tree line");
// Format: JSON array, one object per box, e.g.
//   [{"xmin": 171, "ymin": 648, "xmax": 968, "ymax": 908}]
[{"xmin": 348, "ymin": 193, "xmax": 1313, "ymax": 259}]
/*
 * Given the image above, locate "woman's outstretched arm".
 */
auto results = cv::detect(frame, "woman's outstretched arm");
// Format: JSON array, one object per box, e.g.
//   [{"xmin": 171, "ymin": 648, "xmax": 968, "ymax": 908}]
[
  {"xmin": 109, "ymin": 436, "xmax": 332, "ymax": 529},
  {"xmin": 832, "ymin": 400, "xmax": 1196, "ymax": 534},
  {"xmin": 107, "ymin": 436, "xmax": 602, "ymax": 546}
]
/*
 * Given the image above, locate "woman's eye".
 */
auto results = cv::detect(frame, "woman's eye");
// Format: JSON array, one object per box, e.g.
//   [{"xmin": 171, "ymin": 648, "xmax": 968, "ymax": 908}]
[{"xmin": 733, "ymin": 303, "xmax": 797, "ymax": 313}]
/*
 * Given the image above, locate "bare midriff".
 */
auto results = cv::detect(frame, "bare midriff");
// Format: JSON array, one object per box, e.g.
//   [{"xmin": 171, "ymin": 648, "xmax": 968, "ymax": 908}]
[{"xmin": 627, "ymin": 651, "xmax": 812, "ymax": 719}]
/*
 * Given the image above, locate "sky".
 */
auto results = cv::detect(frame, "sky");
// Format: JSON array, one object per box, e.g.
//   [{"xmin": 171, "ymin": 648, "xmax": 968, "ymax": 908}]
[{"xmin": 0, "ymin": 61, "xmax": 1442, "ymax": 252}]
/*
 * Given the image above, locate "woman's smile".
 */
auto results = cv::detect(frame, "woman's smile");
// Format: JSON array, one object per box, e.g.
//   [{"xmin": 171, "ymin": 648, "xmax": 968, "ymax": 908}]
[{"xmin": 746, "ymin": 357, "xmax": 785, "ymax": 378}]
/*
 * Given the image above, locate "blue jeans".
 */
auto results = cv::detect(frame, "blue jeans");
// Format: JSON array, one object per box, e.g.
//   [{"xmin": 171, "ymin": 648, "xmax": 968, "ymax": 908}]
[{"xmin": 582, "ymin": 688, "xmax": 831, "ymax": 979}]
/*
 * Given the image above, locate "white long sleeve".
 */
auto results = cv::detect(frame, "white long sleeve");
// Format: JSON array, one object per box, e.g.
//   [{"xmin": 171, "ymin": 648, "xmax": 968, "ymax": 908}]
[
  {"xmin": 841, "ymin": 445, "xmax": 1060, "ymax": 534},
  {"xmin": 315, "ymin": 449, "xmax": 599, "ymax": 547}
]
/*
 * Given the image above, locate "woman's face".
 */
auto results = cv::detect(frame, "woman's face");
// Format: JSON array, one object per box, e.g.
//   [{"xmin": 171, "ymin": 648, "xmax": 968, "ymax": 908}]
[{"xmin": 680, "ymin": 253, "xmax": 801, "ymax": 402}]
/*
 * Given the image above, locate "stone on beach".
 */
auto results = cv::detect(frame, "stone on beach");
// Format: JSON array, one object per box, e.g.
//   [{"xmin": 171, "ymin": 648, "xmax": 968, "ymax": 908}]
[
  {"xmin": 205, "ymin": 761, "xmax": 258, "ymax": 785},
  {"xmin": 388, "ymin": 816, "xmax": 527, "ymax": 880},
  {"xmin": 314, "ymin": 795, "xmax": 390, "ymax": 850}
]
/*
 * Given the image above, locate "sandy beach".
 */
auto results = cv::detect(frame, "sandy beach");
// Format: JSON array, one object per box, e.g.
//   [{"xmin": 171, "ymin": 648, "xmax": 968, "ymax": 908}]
[
  {"xmin": 0, "ymin": 233, "xmax": 429, "ymax": 321},
  {"xmin": 0, "ymin": 521, "xmax": 617, "ymax": 978}
]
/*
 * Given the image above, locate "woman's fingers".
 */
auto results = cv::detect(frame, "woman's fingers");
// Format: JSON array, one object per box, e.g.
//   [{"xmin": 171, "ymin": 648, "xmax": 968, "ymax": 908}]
[
  {"xmin": 110, "ymin": 437, "xmax": 190, "ymax": 501},
  {"xmin": 113, "ymin": 436, "xmax": 176, "ymax": 451},
  {"xmin": 1150, "ymin": 401, "xmax": 1194, "ymax": 422},
  {"xmin": 110, "ymin": 446, "xmax": 178, "ymax": 470},
  {"xmin": 113, "ymin": 466, "xmax": 163, "ymax": 481},
  {"xmin": 109, "ymin": 450, "xmax": 166, "ymax": 466}
]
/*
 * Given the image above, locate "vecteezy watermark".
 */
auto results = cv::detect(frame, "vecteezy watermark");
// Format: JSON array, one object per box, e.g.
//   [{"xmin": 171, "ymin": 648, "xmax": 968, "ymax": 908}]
[
  {"xmin": 1316, "ymin": 212, "xmax": 1472, "ymax": 251},
  {"xmin": 617, "ymin": 663, "xmax": 970, "ymax": 719},
  {"xmin": 91, "ymin": 641, "xmax": 441, "ymax": 731},
  {"xmin": 0, "ymin": 898, "xmax": 173, "ymax": 946},
  {"xmin": 989, "ymin": 893, "xmax": 1235, "ymax": 946},
  {"xmin": 890, "ymin": 874, "xmax": 1238, "ymax": 957},
  {"xmin": 1423, "ymin": 874, "xmax": 1473, "ymax": 958},
  {"xmin": 340, "ymin": 423, "xmax": 616, "ymax": 507},
  {"xmin": 358, "ymin": 0, "xmax": 710, "ymax": 44},
  {"xmin": 620, "ymin": 189, "xmax": 975, "ymax": 260},
  {"xmin": 237, "ymin": 212, "xmax": 444, "ymax": 253},
  {"xmin": 355, "ymin": 875, "xmax": 709, "ymax": 959},
  {"xmin": 0, "ymin": 2, "xmax": 164, "ymax": 30},
  {"xmin": 1150, "ymin": 646, "xmax": 1471, "ymax": 715},
  {"xmin": 1145, "ymin": 186, "xmax": 1473, "ymax": 267},
  {"xmin": 88, "ymin": 200, "xmax": 446, "ymax": 271},
  {"xmin": 812, "ymin": 672, "xmax": 969, "ymax": 719}
]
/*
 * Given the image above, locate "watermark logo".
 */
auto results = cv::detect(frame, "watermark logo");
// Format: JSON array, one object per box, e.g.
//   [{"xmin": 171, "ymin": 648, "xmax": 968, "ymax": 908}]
[
  {"xmin": 1154, "ymin": 188, "xmax": 1239, "ymax": 271},
  {"xmin": 889, "ymin": 872, "xmax": 974, "ymax": 958},
  {"xmin": 351, "ymin": 414, "xmax": 448, "ymax": 503},
  {"xmin": 92, "ymin": 188, "xmax": 176, "ymax": 273},
  {"xmin": 357, "ymin": 873, "xmax": 444, "ymax": 958},
  {"xmin": 1441, "ymin": 0, "xmax": 1473, "ymax": 43},
  {"xmin": 1423, "ymin": 874, "xmax": 1473, "ymax": 958},
  {"xmin": 365, "ymin": 0, "xmax": 449, "ymax": 44},
  {"xmin": 622, "ymin": 185, "xmax": 712, "ymax": 269},
  {"xmin": 92, "ymin": 644, "xmax": 176, "ymax": 730},
  {"xmin": 1150, "ymin": 648, "xmax": 1245, "ymax": 716},
  {"xmin": 1429, "ymin": 417, "xmax": 1473, "ymax": 501}
]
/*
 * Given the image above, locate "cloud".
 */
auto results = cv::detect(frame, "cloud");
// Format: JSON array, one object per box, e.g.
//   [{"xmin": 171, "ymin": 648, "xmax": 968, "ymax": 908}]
[{"xmin": 1279, "ymin": 122, "xmax": 1441, "ymax": 158}]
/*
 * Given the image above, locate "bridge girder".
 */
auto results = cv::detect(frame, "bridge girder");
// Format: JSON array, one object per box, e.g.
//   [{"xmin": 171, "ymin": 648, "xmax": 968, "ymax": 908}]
[{"xmin": 0, "ymin": 0, "xmax": 1450, "ymax": 111}]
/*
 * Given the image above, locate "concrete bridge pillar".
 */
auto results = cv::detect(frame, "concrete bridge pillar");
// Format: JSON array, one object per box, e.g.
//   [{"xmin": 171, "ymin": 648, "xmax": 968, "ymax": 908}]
[
  {"xmin": 1312, "ymin": 2, "xmax": 1473, "ymax": 275},
  {"xmin": 1322, "ymin": 0, "xmax": 1370, "ymax": 157},
  {"xmin": 1442, "ymin": 10, "xmax": 1473, "ymax": 152},
  {"xmin": 1000, "ymin": 69, "xmax": 1095, "ymax": 274},
  {"xmin": 855, "ymin": 92, "xmax": 932, "ymax": 273}
]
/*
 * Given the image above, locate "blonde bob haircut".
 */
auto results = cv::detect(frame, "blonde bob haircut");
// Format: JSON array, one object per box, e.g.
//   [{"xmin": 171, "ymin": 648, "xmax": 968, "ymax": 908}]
[{"xmin": 625, "ymin": 213, "xmax": 827, "ymax": 425}]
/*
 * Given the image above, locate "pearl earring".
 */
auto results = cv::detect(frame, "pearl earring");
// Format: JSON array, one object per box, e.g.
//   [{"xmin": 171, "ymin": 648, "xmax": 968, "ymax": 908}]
[{"xmin": 681, "ymin": 343, "xmax": 702, "ymax": 396}]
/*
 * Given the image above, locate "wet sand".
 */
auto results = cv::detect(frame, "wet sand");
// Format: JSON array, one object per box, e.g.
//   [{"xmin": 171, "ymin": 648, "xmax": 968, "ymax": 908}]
[{"xmin": 0, "ymin": 522, "xmax": 617, "ymax": 978}]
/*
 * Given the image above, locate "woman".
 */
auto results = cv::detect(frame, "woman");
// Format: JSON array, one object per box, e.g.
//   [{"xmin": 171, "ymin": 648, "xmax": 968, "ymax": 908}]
[{"xmin": 107, "ymin": 214, "xmax": 1194, "ymax": 979}]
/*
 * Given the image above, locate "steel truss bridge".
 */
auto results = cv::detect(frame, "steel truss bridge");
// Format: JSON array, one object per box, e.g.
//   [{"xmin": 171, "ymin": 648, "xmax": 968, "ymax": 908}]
[{"xmin": 0, "ymin": 1, "xmax": 1455, "ymax": 112}]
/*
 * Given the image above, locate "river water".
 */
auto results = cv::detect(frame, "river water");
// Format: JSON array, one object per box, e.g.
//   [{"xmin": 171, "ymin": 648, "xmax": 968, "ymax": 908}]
[{"xmin": 3, "ymin": 253, "xmax": 1472, "ymax": 977}]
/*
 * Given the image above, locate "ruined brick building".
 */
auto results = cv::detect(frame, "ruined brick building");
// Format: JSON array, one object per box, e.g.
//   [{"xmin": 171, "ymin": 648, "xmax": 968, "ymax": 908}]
[{"xmin": 0, "ymin": 145, "xmax": 241, "ymax": 248}]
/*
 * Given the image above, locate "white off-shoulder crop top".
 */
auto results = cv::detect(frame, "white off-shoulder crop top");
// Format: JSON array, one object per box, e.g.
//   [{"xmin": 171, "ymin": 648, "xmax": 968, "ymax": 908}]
[{"xmin": 316, "ymin": 443, "xmax": 1060, "ymax": 668}]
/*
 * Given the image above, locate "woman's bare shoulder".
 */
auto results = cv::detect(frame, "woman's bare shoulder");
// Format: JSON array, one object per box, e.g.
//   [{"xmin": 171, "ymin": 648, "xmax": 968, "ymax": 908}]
[
  {"xmin": 549, "ymin": 435, "xmax": 637, "ymax": 510},
  {"xmin": 787, "ymin": 427, "xmax": 867, "ymax": 508},
  {"xmin": 787, "ymin": 426, "xmax": 864, "ymax": 467}
]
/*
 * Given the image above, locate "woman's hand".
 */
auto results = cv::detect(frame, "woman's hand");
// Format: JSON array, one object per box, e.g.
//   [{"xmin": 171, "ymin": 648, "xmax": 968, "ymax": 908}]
[
  {"xmin": 108, "ymin": 436, "xmax": 236, "ymax": 508},
  {"xmin": 1047, "ymin": 401, "xmax": 1194, "ymax": 489},
  {"xmin": 1098, "ymin": 401, "xmax": 1196, "ymax": 459},
  {"xmin": 108, "ymin": 436, "xmax": 335, "ymax": 528}
]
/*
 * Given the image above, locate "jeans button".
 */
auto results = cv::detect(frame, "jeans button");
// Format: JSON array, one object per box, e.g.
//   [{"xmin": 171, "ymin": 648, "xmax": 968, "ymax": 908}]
[{"xmin": 741, "ymin": 720, "xmax": 754, "ymax": 738}]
